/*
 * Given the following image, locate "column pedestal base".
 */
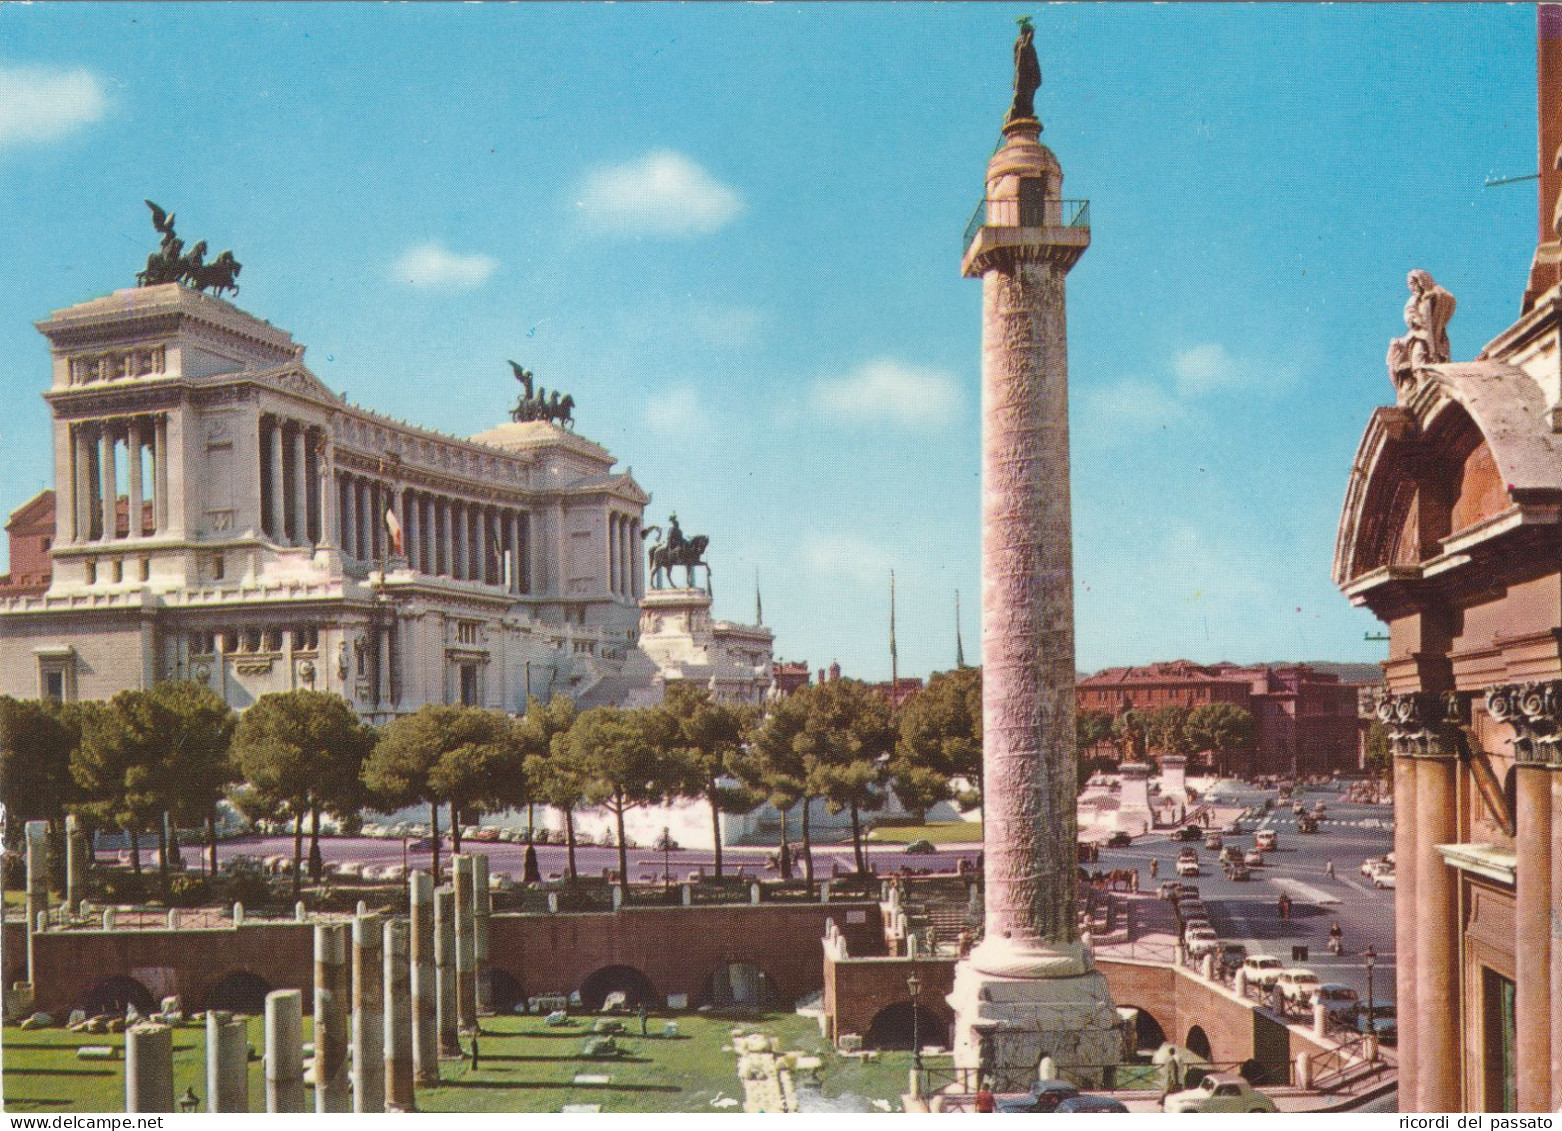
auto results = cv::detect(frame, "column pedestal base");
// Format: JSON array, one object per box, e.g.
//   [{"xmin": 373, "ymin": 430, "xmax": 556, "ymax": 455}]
[{"xmin": 948, "ymin": 939, "xmax": 1125, "ymax": 1090}]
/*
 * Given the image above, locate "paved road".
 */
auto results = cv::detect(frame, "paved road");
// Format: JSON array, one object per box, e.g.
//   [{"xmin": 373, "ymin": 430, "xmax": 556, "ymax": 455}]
[{"xmin": 1092, "ymin": 778, "xmax": 1397, "ymax": 1011}]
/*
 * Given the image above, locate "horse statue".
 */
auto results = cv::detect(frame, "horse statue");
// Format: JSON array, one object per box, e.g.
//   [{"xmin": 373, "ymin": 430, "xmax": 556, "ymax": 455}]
[
  {"xmin": 189, "ymin": 250, "xmax": 241, "ymax": 297},
  {"xmin": 642, "ymin": 519, "xmax": 711, "ymax": 593},
  {"xmin": 135, "ymin": 201, "xmax": 242, "ymax": 295},
  {"xmin": 507, "ymin": 361, "xmax": 576, "ymax": 429}
]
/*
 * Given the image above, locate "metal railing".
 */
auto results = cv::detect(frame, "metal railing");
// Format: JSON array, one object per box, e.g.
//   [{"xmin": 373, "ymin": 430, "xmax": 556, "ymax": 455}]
[
  {"xmin": 921, "ymin": 1058, "xmax": 1286, "ymax": 1098},
  {"xmin": 1308, "ymin": 1035, "xmax": 1387, "ymax": 1093},
  {"xmin": 963, "ymin": 197, "xmax": 1090, "ymax": 252}
]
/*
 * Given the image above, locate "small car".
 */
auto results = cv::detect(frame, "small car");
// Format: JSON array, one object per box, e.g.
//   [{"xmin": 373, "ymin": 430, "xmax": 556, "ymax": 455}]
[
  {"xmin": 1181, "ymin": 916, "xmax": 1211, "ymax": 935},
  {"xmin": 1374, "ymin": 871, "xmax": 1397, "ymax": 889},
  {"xmin": 1298, "ymin": 816, "xmax": 1319, "ymax": 834},
  {"xmin": 1105, "ymin": 831, "xmax": 1133, "ymax": 848},
  {"xmin": 1158, "ymin": 881, "xmax": 1182, "ymax": 901},
  {"xmin": 1176, "ymin": 858, "xmax": 1200, "ymax": 877},
  {"xmin": 1177, "ymin": 846, "xmax": 1199, "ymax": 862},
  {"xmin": 1172, "ymin": 826, "xmax": 1202, "ymax": 842},
  {"xmin": 995, "ymin": 1080, "xmax": 1080, "ymax": 1113},
  {"xmin": 1243, "ymin": 849, "xmax": 1265, "ymax": 867},
  {"xmin": 1163, "ymin": 1073, "xmax": 1278, "ymax": 1114},
  {"xmin": 1255, "ymin": 829, "xmax": 1278, "ymax": 850},
  {"xmin": 1220, "ymin": 821, "xmax": 1243, "ymax": 835},
  {"xmin": 1226, "ymin": 862, "xmax": 1251, "ymax": 881},
  {"xmin": 1361, "ymin": 857, "xmax": 1392, "ymax": 877},
  {"xmin": 1218, "ymin": 944, "xmax": 1249, "ymax": 976},
  {"xmin": 1242, "ymin": 955, "xmax": 1285, "ymax": 987},
  {"xmin": 1314, "ymin": 983, "xmax": 1360, "ymax": 1023},
  {"xmin": 1054, "ymin": 1095, "xmax": 1129, "ymax": 1113},
  {"xmin": 1219, "ymin": 845, "xmax": 1243, "ymax": 864},
  {"xmin": 1174, "ymin": 885, "xmax": 1201, "ymax": 902},
  {"xmin": 1186, "ymin": 929, "xmax": 1220, "ymax": 957},
  {"xmin": 1277, "ymin": 968, "xmax": 1320, "ymax": 1004},
  {"xmin": 1356, "ymin": 1004, "xmax": 1398, "ymax": 1045},
  {"xmin": 1203, "ymin": 834, "xmax": 1224, "ymax": 850}
]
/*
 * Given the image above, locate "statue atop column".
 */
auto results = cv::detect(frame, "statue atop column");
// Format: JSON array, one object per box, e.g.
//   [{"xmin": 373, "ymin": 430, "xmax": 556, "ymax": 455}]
[
  {"xmin": 1386, "ymin": 269, "xmax": 1455, "ymax": 391},
  {"xmin": 642, "ymin": 513, "xmax": 711, "ymax": 593},
  {"xmin": 136, "ymin": 200, "xmax": 242, "ymax": 296},
  {"xmin": 508, "ymin": 361, "xmax": 575, "ymax": 429},
  {"xmin": 1008, "ymin": 16, "xmax": 1042, "ymax": 124}
]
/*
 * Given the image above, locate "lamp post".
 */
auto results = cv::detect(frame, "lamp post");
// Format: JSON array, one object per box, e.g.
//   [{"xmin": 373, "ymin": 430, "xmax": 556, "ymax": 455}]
[
  {"xmin": 1362, "ymin": 945, "xmax": 1377, "ymax": 1058},
  {"xmin": 662, "ymin": 826, "xmax": 672, "ymax": 891},
  {"xmin": 907, "ymin": 968, "xmax": 923, "ymax": 1096}
]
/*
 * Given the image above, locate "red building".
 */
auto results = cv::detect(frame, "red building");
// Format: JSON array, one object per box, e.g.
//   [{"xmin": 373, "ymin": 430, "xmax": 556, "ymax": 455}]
[
  {"xmin": 1, "ymin": 490, "xmax": 54, "ymax": 596},
  {"xmin": 1076, "ymin": 659, "xmax": 1362, "ymax": 777}
]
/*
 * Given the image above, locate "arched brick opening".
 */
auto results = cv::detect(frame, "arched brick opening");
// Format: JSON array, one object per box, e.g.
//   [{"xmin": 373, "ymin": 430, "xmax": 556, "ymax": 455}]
[
  {"xmin": 483, "ymin": 967, "xmax": 527, "ymax": 1014},
  {"xmin": 79, "ymin": 975, "xmax": 155, "ymax": 1018},
  {"xmin": 204, "ymin": 970, "xmax": 272, "ymax": 1014},
  {"xmin": 1185, "ymin": 1024, "xmax": 1212, "ymax": 1061},
  {"xmin": 705, "ymin": 962, "xmax": 779, "ymax": 1009},
  {"xmin": 579, "ymin": 965, "xmax": 656, "ymax": 1011},
  {"xmin": 1119, "ymin": 1004, "xmax": 1168, "ymax": 1053},
  {"xmin": 864, "ymin": 1001, "xmax": 950, "ymax": 1051}
]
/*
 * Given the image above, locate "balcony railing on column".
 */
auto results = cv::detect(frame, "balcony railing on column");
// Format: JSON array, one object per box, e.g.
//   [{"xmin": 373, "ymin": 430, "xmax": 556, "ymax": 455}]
[{"xmin": 962, "ymin": 197, "xmax": 1090, "ymax": 254}]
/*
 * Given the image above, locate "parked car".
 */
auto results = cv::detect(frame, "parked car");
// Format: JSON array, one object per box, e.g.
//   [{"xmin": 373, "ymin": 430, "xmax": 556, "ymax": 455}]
[
  {"xmin": 1220, "ymin": 821, "xmax": 1243, "ymax": 835},
  {"xmin": 1176, "ymin": 858, "xmax": 1201, "ymax": 877},
  {"xmin": 1243, "ymin": 849, "xmax": 1265, "ymax": 867},
  {"xmin": 1374, "ymin": 871, "xmax": 1397, "ymax": 889},
  {"xmin": 1255, "ymin": 829, "xmax": 1278, "ymax": 850},
  {"xmin": 1314, "ymin": 984, "xmax": 1360, "ymax": 1023},
  {"xmin": 1218, "ymin": 944, "xmax": 1249, "ymax": 977},
  {"xmin": 1174, "ymin": 885, "xmax": 1201, "ymax": 902},
  {"xmin": 1356, "ymin": 1004, "xmax": 1398, "ymax": 1045},
  {"xmin": 1361, "ymin": 856, "xmax": 1392, "ymax": 877},
  {"xmin": 1203, "ymin": 834, "xmax": 1224, "ymax": 850},
  {"xmin": 1158, "ymin": 881, "xmax": 1182, "ymax": 901},
  {"xmin": 1277, "ymin": 968, "xmax": 1321, "ymax": 1004},
  {"xmin": 1219, "ymin": 846, "xmax": 1243, "ymax": 864},
  {"xmin": 1163, "ymin": 1074, "xmax": 1278, "ymax": 1114},
  {"xmin": 1054, "ymin": 1095, "xmax": 1129, "ymax": 1113},
  {"xmin": 1186, "ymin": 929, "xmax": 1220, "ymax": 957},
  {"xmin": 1105, "ymin": 831, "xmax": 1133, "ymax": 848},
  {"xmin": 1172, "ymin": 826, "xmax": 1202, "ymax": 842},
  {"xmin": 995, "ymin": 1080, "xmax": 1080, "ymax": 1113},
  {"xmin": 1242, "ymin": 955, "xmax": 1285, "ymax": 987}
]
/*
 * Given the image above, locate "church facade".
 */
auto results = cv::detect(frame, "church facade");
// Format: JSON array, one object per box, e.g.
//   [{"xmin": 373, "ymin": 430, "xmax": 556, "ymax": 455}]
[{"xmin": 0, "ymin": 282, "xmax": 770, "ymax": 719}]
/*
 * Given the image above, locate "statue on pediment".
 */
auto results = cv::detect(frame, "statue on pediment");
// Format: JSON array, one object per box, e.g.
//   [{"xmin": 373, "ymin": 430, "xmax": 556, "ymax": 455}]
[
  {"xmin": 643, "ymin": 513, "xmax": 711, "ymax": 593},
  {"xmin": 136, "ymin": 200, "xmax": 242, "ymax": 296},
  {"xmin": 508, "ymin": 361, "xmax": 575, "ymax": 428},
  {"xmin": 1386, "ymin": 269, "xmax": 1455, "ymax": 390},
  {"xmin": 1008, "ymin": 17, "xmax": 1042, "ymax": 125}
]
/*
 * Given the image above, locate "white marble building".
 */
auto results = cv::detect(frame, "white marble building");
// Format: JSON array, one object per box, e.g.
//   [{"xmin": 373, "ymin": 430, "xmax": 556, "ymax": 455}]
[{"xmin": 0, "ymin": 284, "xmax": 768, "ymax": 721}]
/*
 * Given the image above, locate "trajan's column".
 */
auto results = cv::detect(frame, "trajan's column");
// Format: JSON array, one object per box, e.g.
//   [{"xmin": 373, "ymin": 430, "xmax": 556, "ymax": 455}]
[{"xmin": 947, "ymin": 20, "xmax": 1123, "ymax": 1086}]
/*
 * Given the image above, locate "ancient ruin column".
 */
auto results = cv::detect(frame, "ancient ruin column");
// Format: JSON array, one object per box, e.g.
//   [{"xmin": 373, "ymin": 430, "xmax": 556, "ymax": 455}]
[
  {"xmin": 264, "ymin": 988, "xmax": 306, "ymax": 1113},
  {"xmin": 473, "ymin": 854, "xmax": 492, "ymax": 1015},
  {"xmin": 1416, "ymin": 751, "xmax": 1460, "ymax": 1111},
  {"xmin": 1392, "ymin": 749, "xmax": 1420, "ymax": 1109},
  {"xmin": 384, "ymin": 919, "xmax": 415, "ymax": 1111},
  {"xmin": 410, "ymin": 871, "xmax": 438, "ymax": 1084},
  {"xmin": 313, "ymin": 922, "xmax": 351, "ymax": 1112},
  {"xmin": 352, "ymin": 912, "xmax": 386, "ymax": 1112},
  {"xmin": 454, "ymin": 855, "xmax": 478, "ymax": 1031},
  {"xmin": 435, "ymin": 885, "xmax": 461, "ymax": 1055},
  {"xmin": 947, "ymin": 31, "xmax": 1119, "ymax": 1087},
  {"xmin": 1514, "ymin": 757, "xmax": 1552, "ymax": 1111},
  {"xmin": 125, "ymin": 1022, "xmax": 174, "ymax": 1113},
  {"xmin": 65, "ymin": 813, "xmax": 86, "ymax": 913},
  {"xmin": 206, "ymin": 1010, "xmax": 250, "ymax": 1112},
  {"xmin": 24, "ymin": 820, "xmax": 47, "ymax": 983},
  {"xmin": 126, "ymin": 420, "xmax": 144, "ymax": 539}
]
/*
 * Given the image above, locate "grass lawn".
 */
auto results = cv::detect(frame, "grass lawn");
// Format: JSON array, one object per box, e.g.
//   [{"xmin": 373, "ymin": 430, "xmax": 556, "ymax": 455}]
[
  {"xmin": 3, "ymin": 1012, "xmax": 913, "ymax": 1113},
  {"xmin": 867, "ymin": 822, "xmax": 981, "ymax": 845}
]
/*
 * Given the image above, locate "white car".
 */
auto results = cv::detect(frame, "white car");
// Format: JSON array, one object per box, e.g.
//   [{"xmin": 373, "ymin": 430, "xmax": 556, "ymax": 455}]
[
  {"xmin": 1255, "ymin": 829, "xmax": 1278, "ymax": 850},
  {"xmin": 1242, "ymin": 955, "xmax": 1285, "ymax": 987},
  {"xmin": 1186, "ymin": 929, "xmax": 1220, "ymax": 957},
  {"xmin": 1163, "ymin": 1074, "xmax": 1278, "ymax": 1114},
  {"xmin": 1176, "ymin": 859, "xmax": 1201, "ymax": 877},
  {"xmin": 1277, "ymin": 968, "xmax": 1320, "ymax": 1004},
  {"xmin": 1360, "ymin": 857, "xmax": 1392, "ymax": 877},
  {"xmin": 1374, "ymin": 871, "xmax": 1397, "ymax": 889}
]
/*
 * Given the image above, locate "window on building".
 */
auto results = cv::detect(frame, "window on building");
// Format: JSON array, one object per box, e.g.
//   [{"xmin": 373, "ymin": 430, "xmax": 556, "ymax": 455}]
[
  {"xmin": 1019, "ymin": 176, "xmax": 1046, "ymax": 226},
  {"xmin": 221, "ymin": 631, "xmax": 237, "ymax": 654},
  {"xmin": 42, "ymin": 669, "xmax": 64, "ymax": 702},
  {"xmin": 293, "ymin": 627, "xmax": 318, "ymax": 652},
  {"xmin": 85, "ymin": 559, "xmax": 97, "ymax": 585},
  {"xmin": 459, "ymin": 663, "xmax": 479, "ymax": 706},
  {"xmin": 1482, "ymin": 967, "xmax": 1516, "ymax": 1112},
  {"xmin": 210, "ymin": 554, "xmax": 225, "ymax": 581},
  {"xmin": 264, "ymin": 630, "xmax": 283, "ymax": 653},
  {"xmin": 111, "ymin": 559, "xmax": 123, "ymax": 583},
  {"xmin": 37, "ymin": 653, "xmax": 73, "ymax": 703},
  {"xmin": 139, "ymin": 557, "xmax": 150, "ymax": 581},
  {"xmin": 41, "ymin": 538, "xmax": 51, "ymax": 553},
  {"xmin": 456, "ymin": 621, "xmax": 481, "ymax": 646}
]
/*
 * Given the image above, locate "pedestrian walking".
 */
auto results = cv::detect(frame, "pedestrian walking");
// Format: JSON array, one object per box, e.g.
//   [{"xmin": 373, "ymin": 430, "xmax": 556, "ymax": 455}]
[
  {"xmin": 638, "ymin": 1003, "xmax": 649, "ymax": 1036},
  {"xmin": 1149, "ymin": 858, "xmax": 1159, "ymax": 880},
  {"xmin": 975, "ymin": 1079, "xmax": 996, "ymax": 1113},
  {"xmin": 1325, "ymin": 860, "xmax": 1335, "ymax": 879}
]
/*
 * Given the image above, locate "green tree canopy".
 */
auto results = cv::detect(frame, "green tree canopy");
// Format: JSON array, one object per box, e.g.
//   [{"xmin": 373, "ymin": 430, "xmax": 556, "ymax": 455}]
[
  {"xmin": 1146, "ymin": 705, "xmax": 1194, "ymax": 758},
  {"xmin": 893, "ymin": 666, "xmax": 982, "ymax": 814},
  {"xmin": 515, "ymin": 695, "xmax": 584, "ymax": 879},
  {"xmin": 0, "ymin": 696, "xmax": 78, "ymax": 830},
  {"xmin": 655, "ymin": 683, "xmax": 757, "ymax": 878},
  {"xmin": 801, "ymin": 679, "xmax": 895, "ymax": 876},
  {"xmin": 1187, "ymin": 701, "xmax": 1254, "ymax": 775},
  {"xmin": 558, "ymin": 705, "xmax": 676, "ymax": 895},
  {"xmin": 233, "ymin": 690, "xmax": 371, "ymax": 892}
]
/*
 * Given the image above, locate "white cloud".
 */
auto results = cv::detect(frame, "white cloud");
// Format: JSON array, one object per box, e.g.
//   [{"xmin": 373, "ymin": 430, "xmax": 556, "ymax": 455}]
[
  {"xmin": 1173, "ymin": 342, "xmax": 1248, "ymax": 396},
  {"xmin": 575, "ymin": 150, "xmax": 743, "ymax": 236},
  {"xmin": 805, "ymin": 532, "xmax": 896, "ymax": 587},
  {"xmin": 390, "ymin": 242, "xmax": 498, "ymax": 289},
  {"xmin": 810, "ymin": 359, "xmax": 962, "ymax": 429},
  {"xmin": 1078, "ymin": 377, "xmax": 1189, "ymax": 436},
  {"xmin": 0, "ymin": 63, "xmax": 108, "ymax": 149},
  {"xmin": 645, "ymin": 385, "xmax": 709, "ymax": 435}
]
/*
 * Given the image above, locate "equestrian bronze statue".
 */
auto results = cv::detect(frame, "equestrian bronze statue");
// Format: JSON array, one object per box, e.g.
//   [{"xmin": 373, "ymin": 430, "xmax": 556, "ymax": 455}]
[
  {"xmin": 642, "ymin": 513, "xmax": 711, "ymax": 594},
  {"xmin": 136, "ymin": 200, "xmax": 242, "ymax": 296}
]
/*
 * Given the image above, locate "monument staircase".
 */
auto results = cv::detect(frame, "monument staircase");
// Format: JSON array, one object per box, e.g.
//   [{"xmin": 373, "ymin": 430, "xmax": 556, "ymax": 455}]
[{"xmin": 897, "ymin": 877, "xmax": 980, "ymax": 955}]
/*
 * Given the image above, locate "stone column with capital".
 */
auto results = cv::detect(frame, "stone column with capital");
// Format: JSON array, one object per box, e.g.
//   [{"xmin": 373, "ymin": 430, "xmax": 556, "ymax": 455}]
[{"xmin": 946, "ymin": 29, "xmax": 1121, "ymax": 1089}]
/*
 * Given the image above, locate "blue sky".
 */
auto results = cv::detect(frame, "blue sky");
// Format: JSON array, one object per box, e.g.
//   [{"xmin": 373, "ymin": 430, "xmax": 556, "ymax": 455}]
[{"xmin": 0, "ymin": 3, "xmax": 1539, "ymax": 681}]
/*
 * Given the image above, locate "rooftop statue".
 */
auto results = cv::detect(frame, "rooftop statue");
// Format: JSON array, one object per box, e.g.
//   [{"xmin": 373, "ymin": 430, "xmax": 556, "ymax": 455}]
[
  {"xmin": 643, "ymin": 512, "xmax": 711, "ymax": 594},
  {"xmin": 136, "ymin": 200, "xmax": 242, "ymax": 296},
  {"xmin": 1008, "ymin": 16, "xmax": 1042, "ymax": 124},
  {"xmin": 508, "ymin": 360, "xmax": 575, "ymax": 429},
  {"xmin": 1386, "ymin": 269, "xmax": 1455, "ymax": 391}
]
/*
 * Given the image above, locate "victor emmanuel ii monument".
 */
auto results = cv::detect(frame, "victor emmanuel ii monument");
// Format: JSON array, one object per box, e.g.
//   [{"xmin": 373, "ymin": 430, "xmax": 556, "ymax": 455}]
[{"xmin": 946, "ymin": 20, "xmax": 1124, "ymax": 1085}]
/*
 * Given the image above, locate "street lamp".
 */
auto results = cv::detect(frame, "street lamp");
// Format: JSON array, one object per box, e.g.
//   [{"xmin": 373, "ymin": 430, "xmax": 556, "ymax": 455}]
[
  {"xmin": 662, "ymin": 825, "xmax": 672, "ymax": 891},
  {"xmin": 907, "ymin": 968, "xmax": 923, "ymax": 1090},
  {"xmin": 1363, "ymin": 945, "xmax": 1376, "ymax": 1039}
]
